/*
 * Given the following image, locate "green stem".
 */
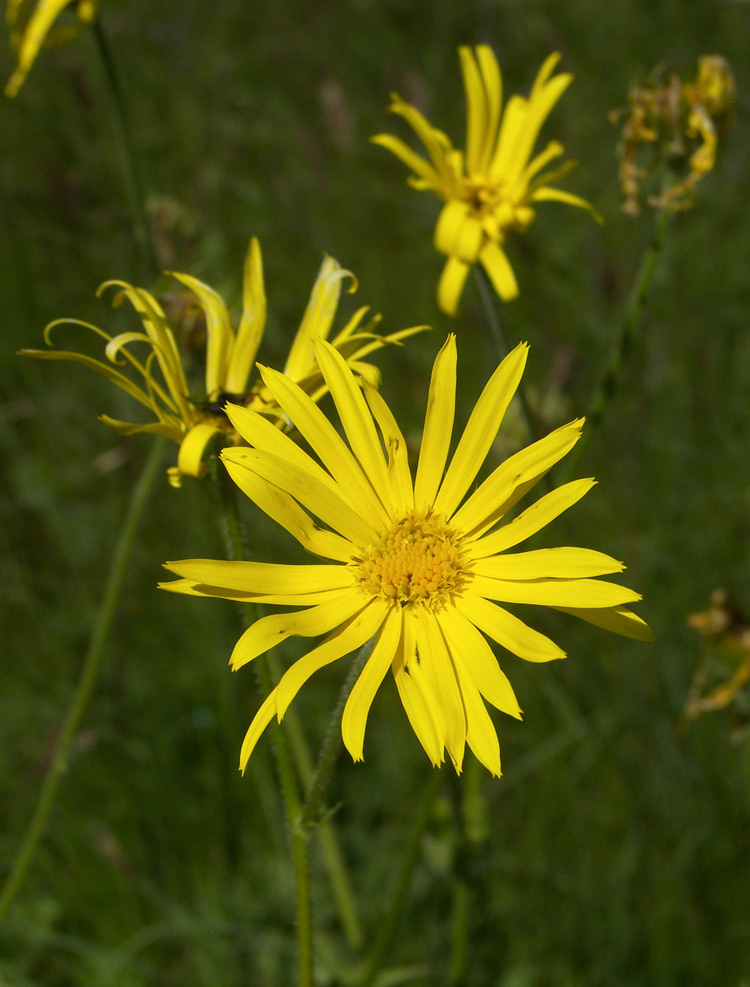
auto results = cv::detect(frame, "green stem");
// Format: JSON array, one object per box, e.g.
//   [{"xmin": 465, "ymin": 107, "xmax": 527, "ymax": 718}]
[
  {"xmin": 272, "ymin": 687, "xmax": 364, "ymax": 948},
  {"xmin": 90, "ymin": 19, "xmax": 160, "ymax": 283},
  {"xmin": 214, "ymin": 466, "xmax": 313, "ymax": 987},
  {"xmin": 299, "ymin": 637, "xmax": 377, "ymax": 833},
  {"xmin": 560, "ymin": 206, "xmax": 670, "ymax": 481},
  {"xmin": 360, "ymin": 768, "xmax": 443, "ymax": 987},
  {"xmin": 0, "ymin": 437, "xmax": 166, "ymax": 926},
  {"xmin": 473, "ymin": 267, "xmax": 540, "ymax": 442}
]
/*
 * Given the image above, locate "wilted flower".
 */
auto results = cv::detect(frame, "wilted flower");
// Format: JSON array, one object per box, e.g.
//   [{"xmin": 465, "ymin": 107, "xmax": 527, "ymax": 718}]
[
  {"xmin": 162, "ymin": 336, "xmax": 652, "ymax": 776},
  {"xmin": 372, "ymin": 46, "xmax": 598, "ymax": 315},
  {"xmin": 22, "ymin": 237, "xmax": 425, "ymax": 486},
  {"xmin": 5, "ymin": 0, "xmax": 100, "ymax": 98},
  {"xmin": 683, "ymin": 589, "xmax": 750, "ymax": 722},
  {"xmin": 610, "ymin": 55, "xmax": 735, "ymax": 215}
]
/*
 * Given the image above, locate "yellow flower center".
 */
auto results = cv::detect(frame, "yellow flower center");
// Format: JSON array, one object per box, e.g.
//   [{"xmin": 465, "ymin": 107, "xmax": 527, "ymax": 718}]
[
  {"xmin": 351, "ymin": 512, "xmax": 468, "ymax": 608},
  {"xmin": 461, "ymin": 178, "xmax": 535, "ymax": 235}
]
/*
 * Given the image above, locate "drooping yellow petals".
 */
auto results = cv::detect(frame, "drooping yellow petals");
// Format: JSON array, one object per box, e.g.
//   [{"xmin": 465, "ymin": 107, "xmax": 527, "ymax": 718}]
[{"xmin": 25, "ymin": 237, "xmax": 423, "ymax": 485}]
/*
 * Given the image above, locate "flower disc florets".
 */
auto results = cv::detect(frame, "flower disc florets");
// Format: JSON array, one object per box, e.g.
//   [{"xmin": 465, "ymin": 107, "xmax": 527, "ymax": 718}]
[{"xmin": 352, "ymin": 512, "xmax": 469, "ymax": 608}]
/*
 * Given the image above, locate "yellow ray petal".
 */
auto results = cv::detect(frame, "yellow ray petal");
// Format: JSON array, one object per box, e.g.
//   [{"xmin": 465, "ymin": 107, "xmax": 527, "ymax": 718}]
[
  {"xmin": 21, "ymin": 346, "xmax": 160, "ymax": 412},
  {"xmin": 455, "ymin": 591, "xmax": 566, "ymax": 663},
  {"xmin": 239, "ymin": 690, "xmax": 277, "ymax": 772},
  {"xmin": 223, "ymin": 448, "xmax": 377, "ymax": 548},
  {"xmin": 177, "ymin": 422, "xmax": 222, "ymax": 480},
  {"xmin": 163, "ymin": 558, "xmax": 352, "ymax": 596},
  {"xmin": 274, "ymin": 598, "xmax": 391, "ymax": 719},
  {"xmin": 453, "ymin": 419, "xmax": 583, "ymax": 536},
  {"xmin": 553, "ymin": 605, "xmax": 655, "ymax": 642},
  {"xmin": 342, "ymin": 606, "xmax": 403, "ymax": 761},
  {"xmin": 382, "ymin": 94, "xmax": 456, "ymax": 189},
  {"xmin": 225, "ymin": 236, "xmax": 266, "ymax": 395},
  {"xmin": 168, "ymin": 270, "xmax": 234, "ymax": 399},
  {"xmin": 505, "ymin": 73, "xmax": 572, "ymax": 184},
  {"xmin": 478, "ymin": 241, "xmax": 519, "ymax": 302},
  {"xmin": 437, "ymin": 256, "xmax": 472, "ymax": 315},
  {"xmin": 159, "ymin": 577, "xmax": 346, "ymax": 608},
  {"xmin": 313, "ymin": 339, "xmax": 393, "ymax": 513},
  {"xmin": 256, "ymin": 364, "xmax": 391, "ymax": 528},
  {"xmin": 451, "ymin": 652, "xmax": 502, "ymax": 777},
  {"xmin": 283, "ymin": 256, "xmax": 354, "ymax": 380},
  {"xmin": 362, "ymin": 380, "xmax": 415, "ymax": 515},
  {"xmin": 370, "ymin": 134, "xmax": 442, "ymax": 190},
  {"xmin": 460, "ymin": 46, "xmax": 488, "ymax": 177},
  {"xmin": 230, "ymin": 590, "xmax": 367, "ymax": 669},
  {"xmin": 222, "ymin": 453, "xmax": 354, "ymax": 562},
  {"xmin": 416, "ymin": 609, "xmax": 466, "ymax": 772},
  {"xmin": 392, "ymin": 617, "xmax": 444, "ymax": 766},
  {"xmin": 437, "ymin": 605, "xmax": 523, "ymax": 714},
  {"xmin": 435, "ymin": 200, "xmax": 483, "ymax": 263},
  {"xmin": 224, "ymin": 403, "xmax": 347, "ymax": 503},
  {"xmin": 470, "ymin": 575, "xmax": 642, "ymax": 609},
  {"xmin": 435, "ymin": 341, "xmax": 528, "ymax": 518},
  {"xmin": 5, "ymin": 0, "xmax": 95, "ymax": 98},
  {"xmin": 471, "ymin": 478, "xmax": 596, "ymax": 557},
  {"xmin": 474, "ymin": 45, "xmax": 503, "ymax": 173},
  {"xmin": 414, "ymin": 335, "xmax": 457, "ymax": 510},
  {"xmin": 472, "ymin": 547, "xmax": 624, "ymax": 580}
]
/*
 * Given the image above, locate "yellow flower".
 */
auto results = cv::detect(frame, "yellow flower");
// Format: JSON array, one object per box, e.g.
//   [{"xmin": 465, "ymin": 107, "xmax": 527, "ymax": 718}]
[
  {"xmin": 22, "ymin": 237, "xmax": 424, "ymax": 487},
  {"xmin": 372, "ymin": 47, "xmax": 598, "ymax": 316},
  {"xmin": 162, "ymin": 336, "xmax": 652, "ymax": 776},
  {"xmin": 5, "ymin": 0, "xmax": 100, "ymax": 98}
]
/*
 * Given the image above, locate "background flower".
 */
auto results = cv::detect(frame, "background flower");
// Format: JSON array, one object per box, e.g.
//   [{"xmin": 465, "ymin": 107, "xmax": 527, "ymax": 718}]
[
  {"xmin": 22, "ymin": 238, "xmax": 424, "ymax": 485},
  {"xmin": 373, "ymin": 46, "xmax": 599, "ymax": 315},
  {"xmin": 5, "ymin": 0, "xmax": 100, "ymax": 97}
]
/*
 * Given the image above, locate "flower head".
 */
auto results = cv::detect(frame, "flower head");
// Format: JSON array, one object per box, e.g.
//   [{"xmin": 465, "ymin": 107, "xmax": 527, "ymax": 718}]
[
  {"xmin": 5, "ymin": 0, "xmax": 100, "ymax": 98},
  {"xmin": 372, "ymin": 47, "xmax": 598, "ymax": 315},
  {"xmin": 162, "ymin": 336, "xmax": 652, "ymax": 776},
  {"xmin": 610, "ymin": 55, "xmax": 735, "ymax": 215},
  {"xmin": 22, "ymin": 237, "xmax": 424, "ymax": 486}
]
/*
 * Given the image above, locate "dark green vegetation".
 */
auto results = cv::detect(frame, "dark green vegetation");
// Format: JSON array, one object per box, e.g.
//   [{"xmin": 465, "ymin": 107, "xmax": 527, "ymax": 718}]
[{"xmin": 2, "ymin": 1, "xmax": 749, "ymax": 984}]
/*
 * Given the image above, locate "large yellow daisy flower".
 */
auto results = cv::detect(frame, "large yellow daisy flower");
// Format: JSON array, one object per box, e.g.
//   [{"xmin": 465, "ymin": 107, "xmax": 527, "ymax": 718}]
[
  {"xmin": 5, "ymin": 0, "xmax": 100, "ymax": 98},
  {"xmin": 372, "ymin": 46, "xmax": 599, "ymax": 315},
  {"xmin": 162, "ymin": 336, "xmax": 652, "ymax": 776},
  {"xmin": 23, "ymin": 237, "xmax": 424, "ymax": 486}
]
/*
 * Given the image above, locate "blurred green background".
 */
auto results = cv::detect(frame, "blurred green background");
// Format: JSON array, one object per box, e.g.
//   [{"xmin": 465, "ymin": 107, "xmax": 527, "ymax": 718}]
[{"xmin": 1, "ymin": 1, "xmax": 749, "ymax": 984}]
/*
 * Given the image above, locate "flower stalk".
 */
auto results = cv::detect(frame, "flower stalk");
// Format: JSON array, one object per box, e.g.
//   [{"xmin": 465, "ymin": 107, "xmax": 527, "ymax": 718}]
[
  {"xmin": 90, "ymin": 19, "xmax": 160, "ymax": 283},
  {"xmin": 559, "ymin": 204, "xmax": 670, "ymax": 482}
]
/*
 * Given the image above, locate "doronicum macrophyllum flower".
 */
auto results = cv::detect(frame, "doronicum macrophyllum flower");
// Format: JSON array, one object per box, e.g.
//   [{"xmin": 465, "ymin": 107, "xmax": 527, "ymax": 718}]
[
  {"xmin": 22, "ymin": 237, "xmax": 424, "ymax": 487},
  {"xmin": 610, "ymin": 55, "xmax": 735, "ymax": 215},
  {"xmin": 5, "ymin": 0, "xmax": 100, "ymax": 98},
  {"xmin": 372, "ymin": 46, "xmax": 599, "ymax": 316},
  {"xmin": 161, "ymin": 336, "xmax": 652, "ymax": 777}
]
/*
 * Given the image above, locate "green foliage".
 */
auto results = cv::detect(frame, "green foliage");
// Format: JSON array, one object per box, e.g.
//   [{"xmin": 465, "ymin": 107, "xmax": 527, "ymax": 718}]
[{"xmin": 1, "ymin": 0, "xmax": 749, "ymax": 984}]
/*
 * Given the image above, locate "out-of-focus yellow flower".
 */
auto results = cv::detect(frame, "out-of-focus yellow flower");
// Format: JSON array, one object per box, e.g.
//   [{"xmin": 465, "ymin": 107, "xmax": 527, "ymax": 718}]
[
  {"xmin": 5, "ymin": 0, "xmax": 100, "ymax": 97},
  {"xmin": 610, "ymin": 55, "xmax": 735, "ymax": 215},
  {"xmin": 682, "ymin": 590, "xmax": 750, "ymax": 724},
  {"xmin": 162, "ymin": 337, "xmax": 652, "ymax": 776},
  {"xmin": 22, "ymin": 237, "xmax": 425, "ymax": 487},
  {"xmin": 372, "ymin": 47, "xmax": 598, "ymax": 316}
]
